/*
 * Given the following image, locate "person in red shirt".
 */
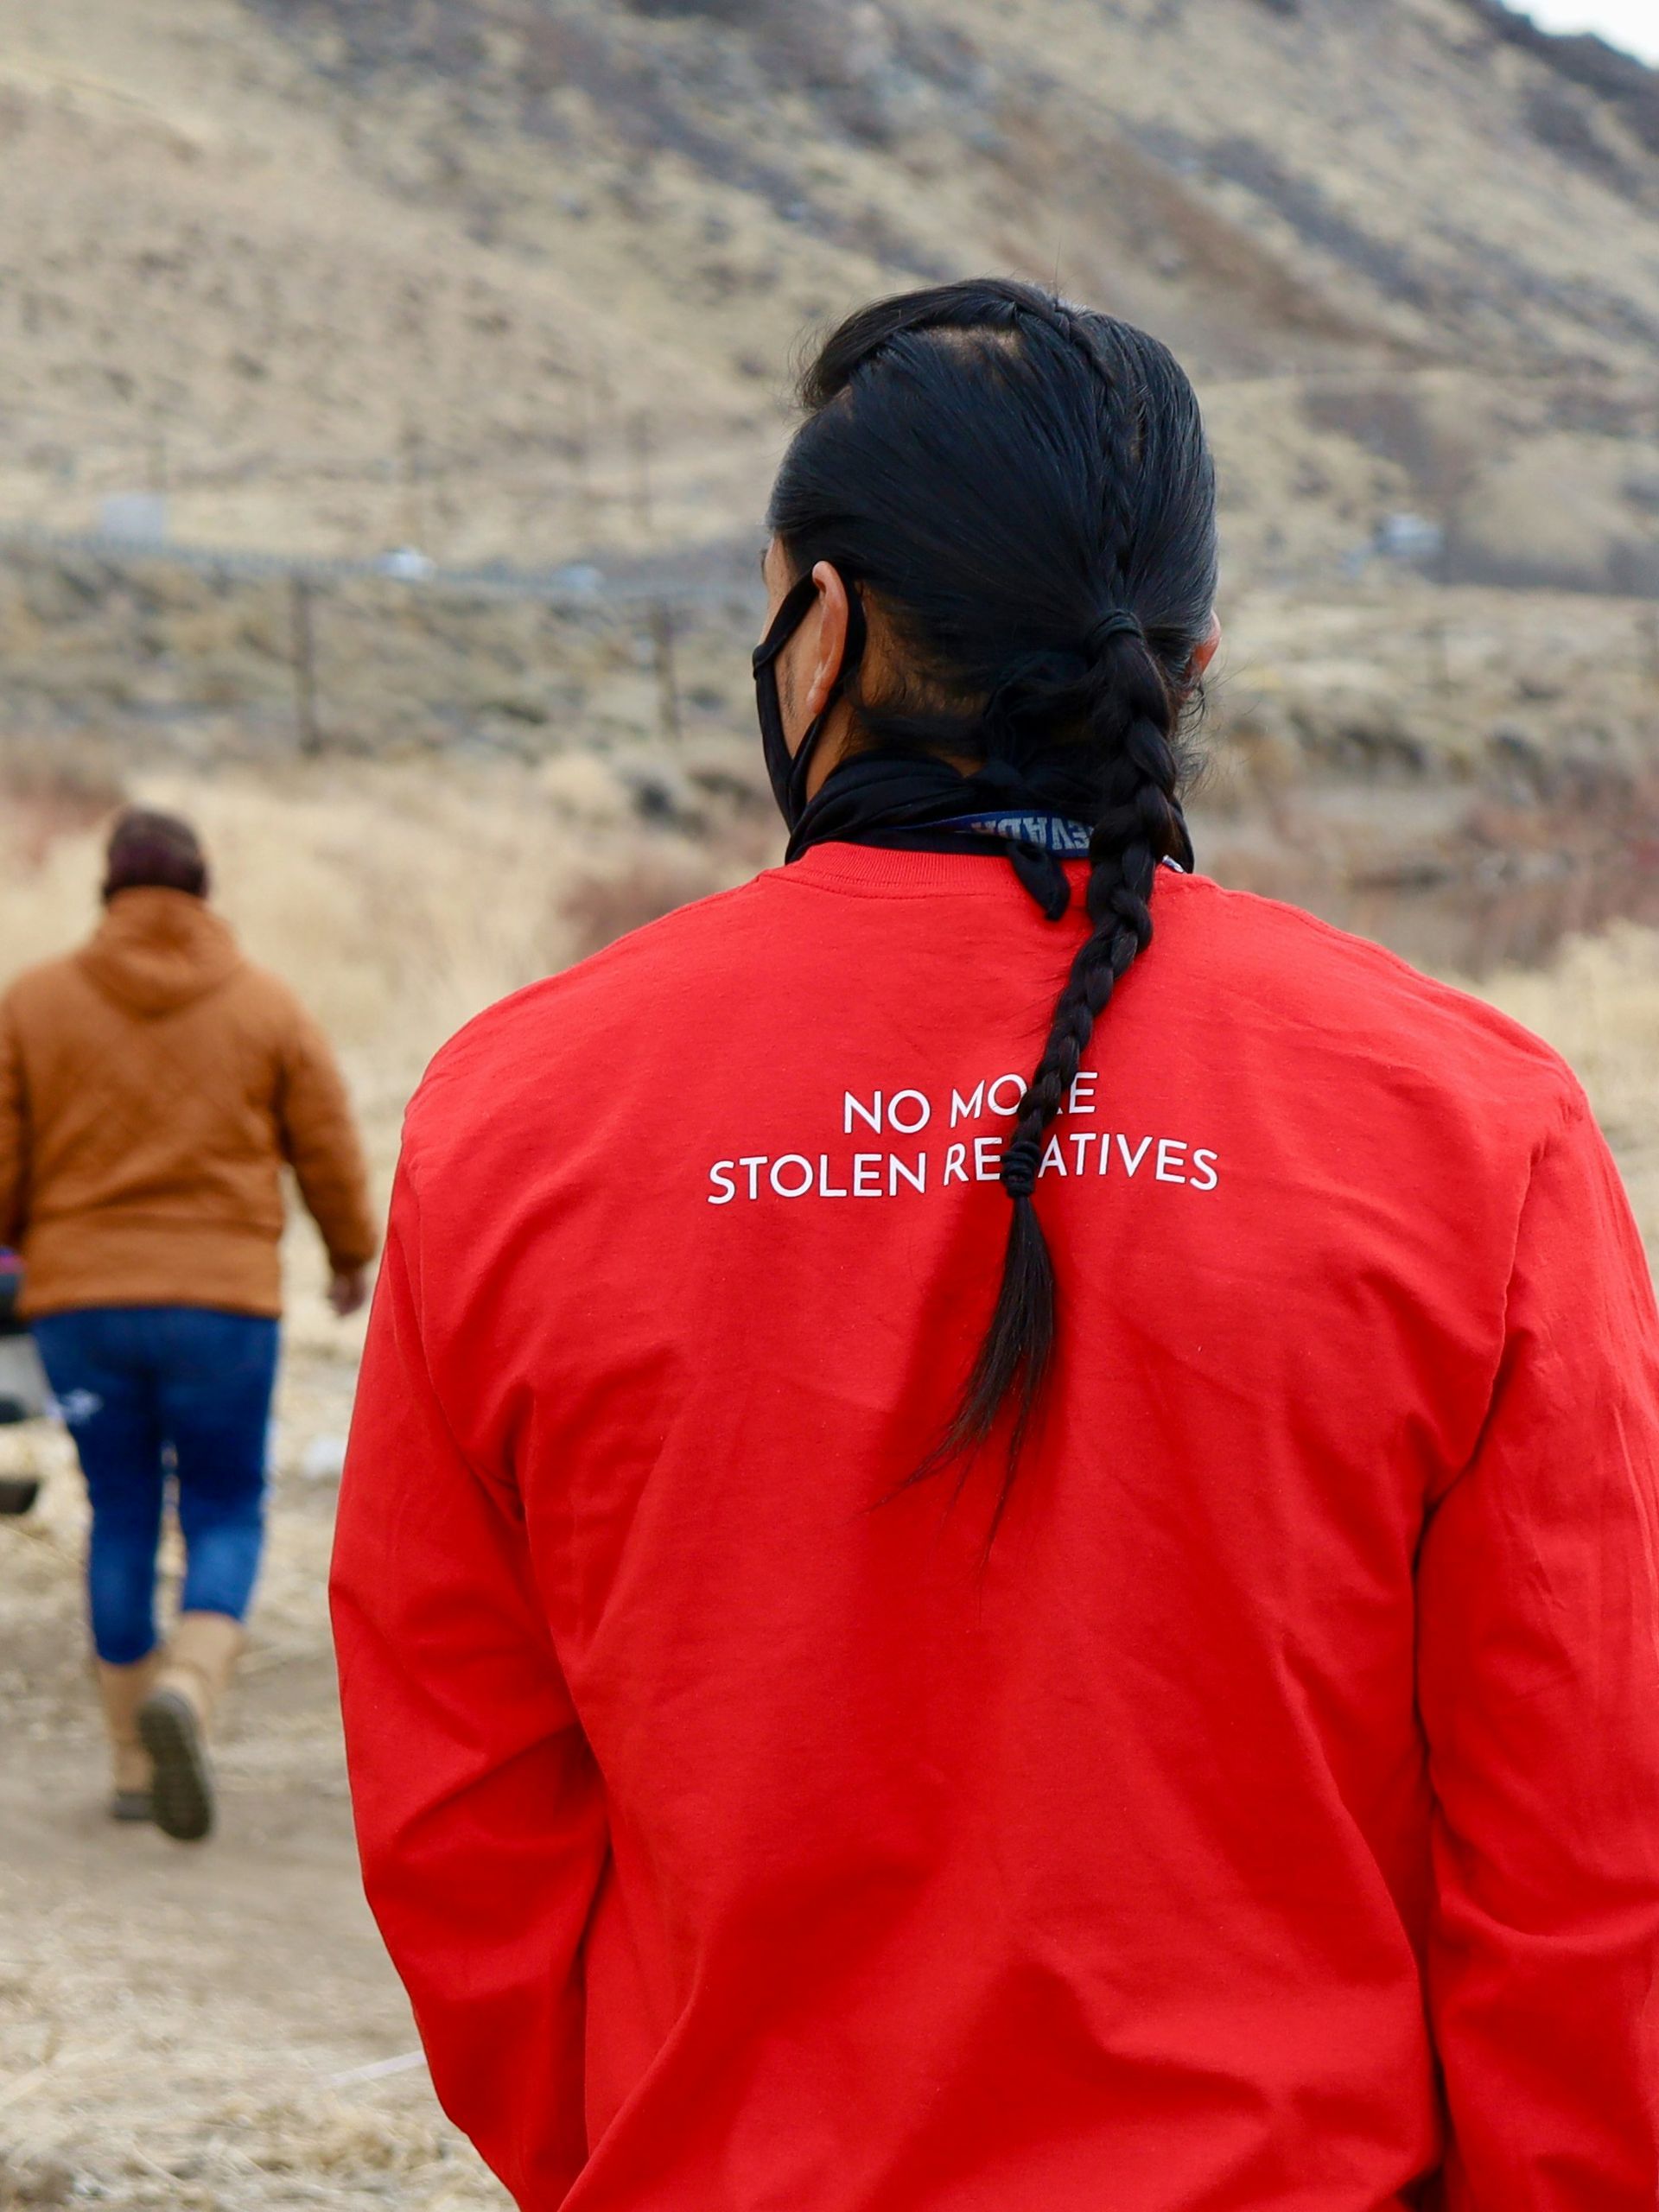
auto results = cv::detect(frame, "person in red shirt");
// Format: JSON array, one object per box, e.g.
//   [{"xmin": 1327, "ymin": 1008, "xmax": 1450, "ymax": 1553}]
[{"xmin": 332, "ymin": 279, "xmax": 1659, "ymax": 2210}]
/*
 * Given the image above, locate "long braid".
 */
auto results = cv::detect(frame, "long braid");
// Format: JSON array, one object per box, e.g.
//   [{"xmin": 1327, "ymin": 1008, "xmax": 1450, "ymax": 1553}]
[
  {"xmin": 924, "ymin": 302, "xmax": 1195, "ymax": 1529},
  {"xmin": 930, "ymin": 636, "xmax": 1190, "ymax": 1534}
]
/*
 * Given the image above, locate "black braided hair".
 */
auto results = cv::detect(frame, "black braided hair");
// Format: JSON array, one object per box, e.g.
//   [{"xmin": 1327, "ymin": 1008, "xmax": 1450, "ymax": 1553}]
[
  {"xmin": 768, "ymin": 279, "xmax": 1217, "ymax": 1533},
  {"xmin": 942, "ymin": 631, "xmax": 1192, "ymax": 1527}
]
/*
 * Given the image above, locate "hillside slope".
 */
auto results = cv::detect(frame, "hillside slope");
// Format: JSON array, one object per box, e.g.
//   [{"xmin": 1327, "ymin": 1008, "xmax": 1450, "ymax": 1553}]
[{"xmin": 0, "ymin": 0, "xmax": 1656, "ymax": 583}]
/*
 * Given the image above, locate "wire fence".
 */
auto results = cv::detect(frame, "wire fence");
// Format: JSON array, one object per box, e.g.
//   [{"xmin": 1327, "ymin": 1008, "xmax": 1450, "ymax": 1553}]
[
  {"xmin": 0, "ymin": 521, "xmax": 765, "ymax": 757},
  {"xmin": 0, "ymin": 519, "xmax": 749, "ymax": 607}
]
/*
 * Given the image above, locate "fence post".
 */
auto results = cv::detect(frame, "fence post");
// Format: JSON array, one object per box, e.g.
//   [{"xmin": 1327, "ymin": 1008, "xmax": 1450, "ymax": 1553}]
[
  {"xmin": 290, "ymin": 573, "xmax": 322, "ymax": 754},
  {"xmin": 568, "ymin": 376, "xmax": 594, "ymax": 542},
  {"xmin": 400, "ymin": 423, "xmax": 427, "ymax": 550},
  {"xmin": 651, "ymin": 599, "xmax": 681, "ymax": 743},
  {"xmin": 630, "ymin": 412, "xmax": 654, "ymax": 537}
]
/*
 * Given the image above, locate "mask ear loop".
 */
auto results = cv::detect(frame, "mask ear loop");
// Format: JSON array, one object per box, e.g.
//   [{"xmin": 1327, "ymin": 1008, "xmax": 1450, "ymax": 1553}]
[
  {"xmin": 753, "ymin": 569, "xmax": 868, "ymax": 827},
  {"xmin": 752, "ymin": 574, "xmax": 821, "ymax": 672}
]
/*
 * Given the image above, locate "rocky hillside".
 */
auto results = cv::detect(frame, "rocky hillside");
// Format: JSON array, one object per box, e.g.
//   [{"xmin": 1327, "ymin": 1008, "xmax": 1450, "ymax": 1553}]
[{"xmin": 2, "ymin": 0, "xmax": 1657, "ymax": 587}]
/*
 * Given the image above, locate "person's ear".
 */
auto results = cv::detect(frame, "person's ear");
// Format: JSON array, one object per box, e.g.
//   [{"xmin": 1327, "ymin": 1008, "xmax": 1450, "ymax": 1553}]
[
  {"xmin": 1189, "ymin": 612, "xmax": 1222, "ymax": 681},
  {"xmin": 802, "ymin": 562, "xmax": 852, "ymax": 718}
]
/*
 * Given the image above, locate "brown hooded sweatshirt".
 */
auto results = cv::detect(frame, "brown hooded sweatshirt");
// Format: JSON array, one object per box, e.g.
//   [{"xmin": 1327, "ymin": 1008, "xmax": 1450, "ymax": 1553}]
[{"xmin": 0, "ymin": 887, "xmax": 377, "ymax": 1319}]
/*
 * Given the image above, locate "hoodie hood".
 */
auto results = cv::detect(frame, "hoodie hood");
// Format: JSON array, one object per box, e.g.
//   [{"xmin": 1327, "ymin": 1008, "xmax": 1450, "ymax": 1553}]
[{"xmin": 77, "ymin": 887, "xmax": 242, "ymax": 1017}]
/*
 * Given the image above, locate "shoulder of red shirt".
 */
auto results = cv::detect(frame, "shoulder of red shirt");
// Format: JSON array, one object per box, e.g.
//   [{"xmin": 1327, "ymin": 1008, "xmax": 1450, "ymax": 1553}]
[{"xmin": 401, "ymin": 861, "xmax": 1586, "ymax": 1179}]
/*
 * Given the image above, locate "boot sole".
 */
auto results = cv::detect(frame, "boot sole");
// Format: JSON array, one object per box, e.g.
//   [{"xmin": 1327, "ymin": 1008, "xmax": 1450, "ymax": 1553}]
[{"xmin": 138, "ymin": 1689, "xmax": 214, "ymax": 1842}]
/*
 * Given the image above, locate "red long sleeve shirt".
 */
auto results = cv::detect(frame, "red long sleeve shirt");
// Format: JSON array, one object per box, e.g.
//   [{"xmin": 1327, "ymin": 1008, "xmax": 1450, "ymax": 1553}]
[{"xmin": 332, "ymin": 847, "xmax": 1659, "ymax": 2211}]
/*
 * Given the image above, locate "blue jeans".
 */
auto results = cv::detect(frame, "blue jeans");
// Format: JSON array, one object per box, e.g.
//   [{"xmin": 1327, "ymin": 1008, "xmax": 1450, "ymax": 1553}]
[{"xmin": 32, "ymin": 1306, "xmax": 278, "ymax": 1665}]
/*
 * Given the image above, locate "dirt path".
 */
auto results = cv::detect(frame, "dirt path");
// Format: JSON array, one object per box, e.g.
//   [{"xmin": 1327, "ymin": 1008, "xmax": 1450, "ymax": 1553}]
[{"xmin": 0, "ymin": 1339, "xmax": 510, "ymax": 2211}]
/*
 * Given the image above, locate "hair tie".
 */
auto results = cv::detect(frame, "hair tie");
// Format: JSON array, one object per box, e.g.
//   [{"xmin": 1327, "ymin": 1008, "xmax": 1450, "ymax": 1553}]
[
  {"xmin": 1086, "ymin": 609, "xmax": 1145, "ymax": 656},
  {"xmin": 1001, "ymin": 1135, "xmax": 1042, "ymax": 1201}
]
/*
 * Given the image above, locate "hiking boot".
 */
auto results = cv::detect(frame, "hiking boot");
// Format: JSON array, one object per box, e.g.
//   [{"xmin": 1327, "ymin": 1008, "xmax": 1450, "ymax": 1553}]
[
  {"xmin": 95, "ymin": 1652, "xmax": 160, "ymax": 1823},
  {"xmin": 138, "ymin": 1611, "xmax": 245, "ymax": 1843}
]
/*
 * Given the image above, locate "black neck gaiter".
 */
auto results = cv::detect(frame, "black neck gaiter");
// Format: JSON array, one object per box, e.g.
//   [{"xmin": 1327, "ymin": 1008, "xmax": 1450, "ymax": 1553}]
[
  {"xmin": 784, "ymin": 752, "xmax": 1102, "ymax": 921},
  {"xmin": 752, "ymin": 575, "xmax": 1186, "ymax": 920}
]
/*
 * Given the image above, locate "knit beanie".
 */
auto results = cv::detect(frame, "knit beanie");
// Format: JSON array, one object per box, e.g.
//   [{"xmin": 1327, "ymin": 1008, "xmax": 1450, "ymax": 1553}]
[{"xmin": 102, "ymin": 808, "xmax": 210, "ymax": 901}]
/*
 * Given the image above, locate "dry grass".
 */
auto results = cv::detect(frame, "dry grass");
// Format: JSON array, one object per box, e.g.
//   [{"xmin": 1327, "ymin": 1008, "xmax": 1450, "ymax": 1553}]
[{"xmin": 1476, "ymin": 925, "xmax": 1659, "ymax": 1253}]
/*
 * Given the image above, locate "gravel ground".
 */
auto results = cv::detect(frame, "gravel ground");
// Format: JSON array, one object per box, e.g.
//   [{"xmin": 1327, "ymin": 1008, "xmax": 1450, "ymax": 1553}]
[{"xmin": 0, "ymin": 1319, "xmax": 510, "ymax": 2211}]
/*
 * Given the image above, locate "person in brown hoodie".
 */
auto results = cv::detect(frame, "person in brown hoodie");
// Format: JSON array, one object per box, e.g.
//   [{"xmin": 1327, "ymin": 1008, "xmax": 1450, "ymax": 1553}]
[{"xmin": 0, "ymin": 808, "xmax": 378, "ymax": 1840}]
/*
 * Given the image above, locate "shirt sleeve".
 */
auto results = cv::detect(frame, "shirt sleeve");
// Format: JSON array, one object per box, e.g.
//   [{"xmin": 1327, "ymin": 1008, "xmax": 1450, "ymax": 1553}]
[
  {"xmin": 331, "ymin": 1166, "xmax": 609, "ymax": 2207},
  {"xmin": 276, "ymin": 1003, "xmax": 378, "ymax": 1273},
  {"xmin": 1417, "ymin": 1091, "xmax": 1659, "ymax": 2209},
  {"xmin": 0, "ymin": 997, "xmax": 27, "ymax": 1250}
]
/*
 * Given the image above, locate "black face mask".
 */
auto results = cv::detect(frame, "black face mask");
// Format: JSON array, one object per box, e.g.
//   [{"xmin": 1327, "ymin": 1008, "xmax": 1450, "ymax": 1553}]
[{"xmin": 752, "ymin": 572, "xmax": 868, "ymax": 833}]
